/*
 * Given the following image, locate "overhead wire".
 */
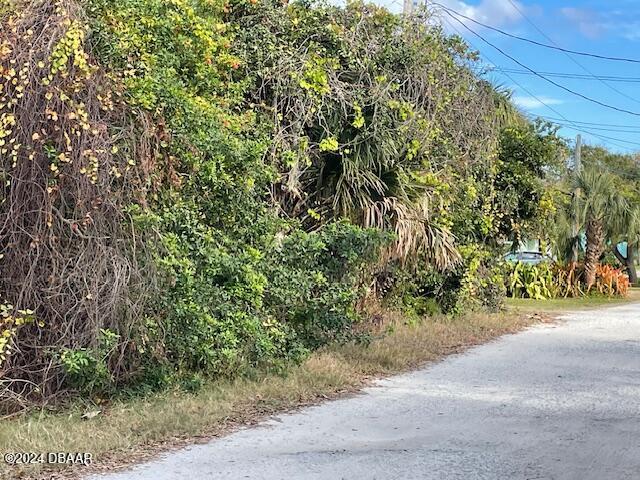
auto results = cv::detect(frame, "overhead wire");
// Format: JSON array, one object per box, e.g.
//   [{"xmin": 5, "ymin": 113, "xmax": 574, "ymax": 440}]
[
  {"xmin": 433, "ymin": 3, "xmax": 640, "ymax": 64},
  {"xmin": 503, "ymin": 0, "xmax": 640, "ymax": 105},
  {"xmin": 542, "ymin": 117, "xmax": 640, "ymax": 129},
  {"xmin": 544, "ymin": 125, "xmax": 640, "ymax": 134},
  {"xmin": 494, "ymin": 68, "xmax": 640, "ymax": 84},
  {"xmin": 438, "ymin": 5, "xmax": 640, "ymax": 117},
  {"xmin": 439, "ymin": 16, "xmax": 640, "ymax": 152}
]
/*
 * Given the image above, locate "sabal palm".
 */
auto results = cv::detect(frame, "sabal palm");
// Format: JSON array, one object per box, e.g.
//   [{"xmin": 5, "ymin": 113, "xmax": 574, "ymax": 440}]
[
  {"xmin": 609, "ymin": 206, "xmax": 640, "ymax": 283},
  {"xmin": 489, "ymin": 85, "xmax": 527, "ymax": 130},
  {"xmin": 570, "ymin": 168, "xmax": 629, "ymax": 288},
  {"xmin": 302, "ymin": 145, "xmax": 460, "ymax": 271}
]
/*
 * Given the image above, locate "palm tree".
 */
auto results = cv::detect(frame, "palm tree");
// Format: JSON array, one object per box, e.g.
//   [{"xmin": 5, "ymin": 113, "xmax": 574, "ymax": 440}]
[
  {"xmin": 298, "ymin": 145, "xmax": 461, "ymax": 271},
  {"xmin": 570, "ymin": 168, "xmax": 629, "ymax": 289},
  {"xmin": 488, "ymin": 84, "xmax": 528, "ymax": 130},
  {"xmin": 610, "ymin": 206, "xmax": 640, "ymax": 284}
]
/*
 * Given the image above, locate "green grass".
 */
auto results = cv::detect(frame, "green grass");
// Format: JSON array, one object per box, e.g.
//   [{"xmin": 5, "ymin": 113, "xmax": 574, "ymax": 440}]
[
  {"xmin": 1, "ymin": 311, "xmax": 538, "ymax": 480},
  {"xmin": 505, "ymin": 288, "xmax": 640, "ymax": 314}
]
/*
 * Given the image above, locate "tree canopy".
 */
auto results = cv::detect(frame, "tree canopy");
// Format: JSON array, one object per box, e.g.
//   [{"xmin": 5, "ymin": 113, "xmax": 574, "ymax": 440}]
[{"xmin": 0, "ymin": 0, "xmax": 579, "ymax": 411}]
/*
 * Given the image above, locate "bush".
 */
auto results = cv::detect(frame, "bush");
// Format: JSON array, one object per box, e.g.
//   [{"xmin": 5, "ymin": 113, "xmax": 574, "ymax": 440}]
[
  {"xmin": 506, "ymin": 261, "xmax": 630, "ymax": 299},
  {"xmin": 440, "ymin": 245, "xmax": 506, "ymax": 314},
  {"xmin": 383, "ymin": 244, "xmax": 506, "ymax": 316},
  {"xmin": 59, "ymin": 329, "xmax": 120, "ymax": 394},
  {"xmin": 594, "ymin": 264, "xmax": 630, "ymax": 297},
  {"xmin": 265, "ymin": 223, "xmax": 392, "ymax": 347},
  {"xmin": 136, "ymin": 218, "xmax": 389, "ymax": 382},
  {"xmin": 507, "ymin": 262, "xmax": 556, "ymax": 300}
]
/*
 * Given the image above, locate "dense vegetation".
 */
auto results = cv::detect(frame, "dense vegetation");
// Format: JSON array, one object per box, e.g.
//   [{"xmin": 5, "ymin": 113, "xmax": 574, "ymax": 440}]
[
  {"xmin": 506, "ymin": 143, "xmax": 640, "ymax": 300},
  {"xmin": 0, "ymin": 0, "xmax": 634, "ymax": 412}
]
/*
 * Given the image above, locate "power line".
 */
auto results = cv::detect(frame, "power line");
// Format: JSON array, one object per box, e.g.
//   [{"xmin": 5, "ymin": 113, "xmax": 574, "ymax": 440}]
[
  {"xmin": 542, "ymin": 124, "xmax": 640, "ymax": 134},
  {"xmin": 547, "ymin": 124, "xmax": 640, "ymax": 134},
  {"xmin": 440, "ymin": 17, "xmax": 639, "ymax": 152},
  {"xmin": 440, "ymin": 7, "xmax": 640, "ymax": 117},
  {"xmin": 545, "ymin": 122, "xmax": 640, "ymax": 148},
  {"xmin": 494, "ymin": 68, "xmax": 640, "ymax": 84},
  {"xmin": 434, "ymin": 3, "xmax": 640, "ymax": 64},
  {"xmin": 503, "ymin": 0, "xmax": 640, "ymax": 105},
  {"xmin": 542, "ymin": 117, "xmax": 640, "ymax": 129}
]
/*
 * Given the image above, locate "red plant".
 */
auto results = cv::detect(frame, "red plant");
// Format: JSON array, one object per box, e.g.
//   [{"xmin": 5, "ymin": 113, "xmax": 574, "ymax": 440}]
[
  {"xmin": 594, "ymin": 264, "xmax": 630, "ymax": 297},
  {"xmin": 553, "ymin": 263, "xmax": 584, "ymax": 298},
  {"xmin": 552, "ymin": 263, "xmax": 629, "ymax": 298}
]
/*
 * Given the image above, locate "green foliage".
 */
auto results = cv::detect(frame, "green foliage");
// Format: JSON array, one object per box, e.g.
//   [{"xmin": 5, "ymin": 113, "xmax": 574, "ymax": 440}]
[
  {"xmin": 385, "ymin": 244, "xmax": 505, "ymax": 316},
  {"xmin": 87, "ymin": 0, "xmax": 298, "ymax": 383},
  {"xmin": 1, "ymin": 0, "xmax": 564, "ymax": 410},
  {"xmin": 99, "ymin": 0, "xmax": 543, "ymax": 388},
  {"xmin": 445, "ymin": 245, "xmax": 506, "ymax": 314},
  {"xmin": 136, "ymin": 213, "xmax": 389, "ymax": 378},
  {"xmin": 232, "ymin": 0, "xmax": 505, "ymax": 269},
  {"xmin": 265, "ymin": 223, "xmax": 392, "ymax": 347},
  {"xmin": 76, "ymin": 0, "xmax": 394, "ymax": 389},
  {"xmin": 507, "ymin": 262, "xmax": 556, "ymax": 300},
  {"xmin": 495, "ymin": 122, "xmax": 567, "ymax": 242},
  {"xmin": 60, "ymin": 329, "xmax": 120, "ymax": 394},
  {"xmin": 505, "ymin": 261, "xmax": 630, "ymax": 300},
  {"xmin": 132, "ymin": 203, "xmax": 298, "ymax": 378}
]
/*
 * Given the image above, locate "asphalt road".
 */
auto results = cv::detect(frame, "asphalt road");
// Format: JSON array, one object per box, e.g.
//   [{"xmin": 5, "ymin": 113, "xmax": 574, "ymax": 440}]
[{"xmin": 91, "ymin": 303, "xmax": 640, "ymax": 480}]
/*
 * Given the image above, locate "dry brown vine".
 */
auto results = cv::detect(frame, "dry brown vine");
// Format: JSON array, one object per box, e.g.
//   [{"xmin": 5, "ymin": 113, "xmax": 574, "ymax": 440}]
[{"xmin": 0, "ymin": 0, "xmax": 153, "ymax": 412}]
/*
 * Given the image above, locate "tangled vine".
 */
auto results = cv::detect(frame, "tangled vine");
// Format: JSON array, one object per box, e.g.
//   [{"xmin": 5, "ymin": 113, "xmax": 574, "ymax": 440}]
[{"xmin": 0, "ymin": 0, "xmax": 151, "ymax": 412}]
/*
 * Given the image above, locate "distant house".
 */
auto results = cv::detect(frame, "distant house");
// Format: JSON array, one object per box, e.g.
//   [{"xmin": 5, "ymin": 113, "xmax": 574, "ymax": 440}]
[
  {"xmin": 505, "ymin": 239, "xmax": 553, "ymax": 256},
  {"xmin": 403, "ymin": 0, "xmax": 425, "ymax": 14},
  {"xmin": 502, "ymin": 239, "xmax": 554, "ymax": 265}
]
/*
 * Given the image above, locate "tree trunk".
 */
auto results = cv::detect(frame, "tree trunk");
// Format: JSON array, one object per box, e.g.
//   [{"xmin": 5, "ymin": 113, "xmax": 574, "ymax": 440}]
[
  {"xmin": 584, "ymin": 217, "xmax": 605, "ymax": 290},
  {"xmin": 628, "ymin": 244, "xmax": 638, "ymax": 285},
  {"xmin": 614, "ymin": 243, "xmax": 638, "ymax": 285}
]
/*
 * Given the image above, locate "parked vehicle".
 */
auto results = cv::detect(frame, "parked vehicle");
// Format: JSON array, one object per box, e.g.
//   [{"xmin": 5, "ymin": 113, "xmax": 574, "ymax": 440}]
[{"xmin": 504, "ymin": 251, "xmax": 553, "ymax": 265}]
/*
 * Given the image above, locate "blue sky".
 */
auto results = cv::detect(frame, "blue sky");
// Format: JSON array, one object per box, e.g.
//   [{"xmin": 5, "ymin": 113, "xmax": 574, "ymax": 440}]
[{"xmin": 379, "ymin": 0, "xmax": 640, "ymax": 153}]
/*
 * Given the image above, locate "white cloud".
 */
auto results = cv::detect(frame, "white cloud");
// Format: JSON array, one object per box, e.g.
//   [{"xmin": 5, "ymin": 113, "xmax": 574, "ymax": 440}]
[
  {"xmin": 622, "ymin": 25, "xmax": 640, "ymax": 41},
  {"xmin": 437, "ymin": 0, "xmax": 525, "ymax": 28},
  {"xmin": 513, "ymin": 95, "xmax": 564, "ymax": 110},
  {"xmin": 559, "ymin": 6, "xmax": 640, "ymax": 41},
  {"xmin": 560, "ymin": 7, "xmax": 606, "ymax": 39}
]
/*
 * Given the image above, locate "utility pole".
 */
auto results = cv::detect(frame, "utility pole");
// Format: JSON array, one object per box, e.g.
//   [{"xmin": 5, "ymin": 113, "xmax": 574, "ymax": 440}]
[
  {"xmin": 571, "ymin": 134, "xmax": 582, "ymax": 263},
  {"xmin": 403, "ymin": 0, "xmax": 425, "ymax": 15},
  {"xmin": 575, "ymin": 134, "xmax": 582, "ymax": 173}
]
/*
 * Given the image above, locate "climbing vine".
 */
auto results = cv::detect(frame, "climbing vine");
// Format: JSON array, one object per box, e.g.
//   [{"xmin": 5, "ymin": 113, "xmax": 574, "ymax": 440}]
[{"xmin": 0, "ymin": 0, "xmax": 566, "ymax": 411}]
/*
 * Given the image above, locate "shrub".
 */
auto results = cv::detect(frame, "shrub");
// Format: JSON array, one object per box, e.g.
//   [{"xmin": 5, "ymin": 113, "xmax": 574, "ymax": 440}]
[
  {"xmin": 506, "ymin": 261, "xmax": 630, "ymax": 299},
  {"xmin": 443, "ymin": 245, "xmax": 506, "ymax": 314},
  {"xmin": 136, "ymin": 219, "xmax": 389, "ymax": 381},
  {"xmin": 553, "ymin": 263, "xmax": 585, "ymax": 298},
  {"xmin": 232, "ymin": 0, "xmax": 505, "ymax": 270},
  {"xmin": 594, "ymin": 264, "xmax": 630, "ymax": 297},
  {"xmin": 59, "ymin": 329, "xmax": 120, "ymax": 394},
  {"xmin": 507, "ymin": 262, "xmax": 556, "ymax": 300},
  {"xmin": 384, "ymin": 244, "xmax": 506, "ymax": 316},
  {"xmin": 265, "ymin": 223, "xmax": 392, "ymax": 347}
]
